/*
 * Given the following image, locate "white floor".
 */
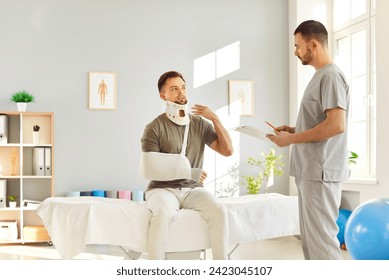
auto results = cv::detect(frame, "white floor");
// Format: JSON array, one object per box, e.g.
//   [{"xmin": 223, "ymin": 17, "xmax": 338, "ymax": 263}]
[{"xmin": 0, "ymin": 236, "xmax": 352, "ymax": 260}]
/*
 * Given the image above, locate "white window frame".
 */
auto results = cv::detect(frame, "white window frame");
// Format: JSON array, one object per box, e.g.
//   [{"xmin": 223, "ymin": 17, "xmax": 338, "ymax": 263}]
[{"xmin": 332, "ymin": 0, "xmax": 376, "ymax": 180}]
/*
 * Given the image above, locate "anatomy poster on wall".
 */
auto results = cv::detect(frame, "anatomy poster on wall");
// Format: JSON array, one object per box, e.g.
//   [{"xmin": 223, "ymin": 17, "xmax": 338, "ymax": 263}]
[
  {"xmin": 228, "ymin": 80, "xmax": 254, "ymax": 116},
  {"xmin": 88, "ymin": 72, "xmax": 116, "ymax": 110}
]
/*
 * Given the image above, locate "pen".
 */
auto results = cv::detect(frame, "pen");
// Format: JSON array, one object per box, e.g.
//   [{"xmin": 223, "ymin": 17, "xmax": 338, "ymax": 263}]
[{"xmin": 265, "ymin": 121, "xmax": 278, "ymax": 131}]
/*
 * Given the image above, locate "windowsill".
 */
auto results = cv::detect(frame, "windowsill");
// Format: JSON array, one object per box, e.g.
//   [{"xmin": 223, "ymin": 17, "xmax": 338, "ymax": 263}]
[{"xmin": 343, "ymin": 177, "xmax": 378, "ymax": 185}]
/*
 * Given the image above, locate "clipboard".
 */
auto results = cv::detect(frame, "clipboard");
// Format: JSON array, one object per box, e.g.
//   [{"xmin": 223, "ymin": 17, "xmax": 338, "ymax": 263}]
[{"xmin": 234, "ymin": 125, "xmax": 271, "ymax": 141}]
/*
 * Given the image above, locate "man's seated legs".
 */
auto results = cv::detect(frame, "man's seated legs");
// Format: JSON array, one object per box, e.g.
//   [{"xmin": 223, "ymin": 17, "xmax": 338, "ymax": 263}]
[
  {"xmin": 181, "ymin": 187, "xmax": 229, "ymax": 260},
  {"xmin": 145, "ymin": 188, "xmax": 180, "ymax": 260}
]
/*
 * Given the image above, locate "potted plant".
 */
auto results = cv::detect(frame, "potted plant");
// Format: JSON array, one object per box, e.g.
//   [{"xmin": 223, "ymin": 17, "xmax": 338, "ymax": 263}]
[
  {"xmin": 7, "ymin": 195, "xmax": 17, "ymax": 208},
  {"xmin": 10, "ymin": 90, "xmax": 35, "ymax": 112},
  {"xmin": 349, "ymin": 151, "xmax": 359, "ymax": 165},
  {"xmin": 242, "ymin": 148, "xmax": 285, "ymax": 195}
]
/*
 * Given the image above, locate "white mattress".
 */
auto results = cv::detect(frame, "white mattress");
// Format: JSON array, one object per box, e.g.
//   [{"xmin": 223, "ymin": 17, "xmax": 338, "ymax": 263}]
[{"xmin": 37, "ymin": 193, "xmax": 299, "ymax": 259}]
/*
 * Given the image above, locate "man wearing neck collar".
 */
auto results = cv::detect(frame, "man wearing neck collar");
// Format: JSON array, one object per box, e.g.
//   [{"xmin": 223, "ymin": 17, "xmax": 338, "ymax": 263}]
[{"xmin": 140, "ymin": 70, "xmax": 233, "ymax": 260}]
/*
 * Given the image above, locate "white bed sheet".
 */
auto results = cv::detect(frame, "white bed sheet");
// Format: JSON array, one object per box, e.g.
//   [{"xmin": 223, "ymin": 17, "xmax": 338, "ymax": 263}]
[{"xmin": 37, "ymin": 193, "xmax": 299, "ymax": 259}]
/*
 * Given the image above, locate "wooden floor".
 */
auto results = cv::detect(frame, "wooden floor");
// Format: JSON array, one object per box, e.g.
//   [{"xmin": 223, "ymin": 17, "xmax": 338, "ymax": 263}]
[{"xmin": 0, "ymin": 236, "xmax": 352, "ymax": 260}]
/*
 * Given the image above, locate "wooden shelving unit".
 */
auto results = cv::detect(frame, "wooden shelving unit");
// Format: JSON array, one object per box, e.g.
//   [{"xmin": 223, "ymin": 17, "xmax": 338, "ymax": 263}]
[{"xmin": 0, "ymin": 111, "xmax": 53, "ymax": 244}]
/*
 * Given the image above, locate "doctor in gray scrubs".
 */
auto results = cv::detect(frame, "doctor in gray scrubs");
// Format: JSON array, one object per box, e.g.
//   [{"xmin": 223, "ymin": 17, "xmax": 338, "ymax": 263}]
[{"xmin": 267, "ymin": 20, "xmax": 350, "ymax": 260}]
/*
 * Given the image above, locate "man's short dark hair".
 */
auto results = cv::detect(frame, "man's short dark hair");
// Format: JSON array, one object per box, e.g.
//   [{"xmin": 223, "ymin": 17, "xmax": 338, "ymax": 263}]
[
  {"xmin": 158, "ymin": 71, "xmax": 185, "ymax": 92},
  {"xmin": 294, "ymin": 20, "xmax": 328, "ymax": 47}
]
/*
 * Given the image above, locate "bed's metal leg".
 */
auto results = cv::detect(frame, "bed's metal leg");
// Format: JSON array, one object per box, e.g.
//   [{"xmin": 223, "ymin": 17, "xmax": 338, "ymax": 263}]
[
  {"xmin": 228, "ymin": 244, "xmax": 240, "ymax": 259},
  {"xmin": 201, "ymin": 249, "xmax": 206, "ymax": 260},
  {"xmin": 120, "ymin": 246, "xmax": 142, "ymax": 260}
]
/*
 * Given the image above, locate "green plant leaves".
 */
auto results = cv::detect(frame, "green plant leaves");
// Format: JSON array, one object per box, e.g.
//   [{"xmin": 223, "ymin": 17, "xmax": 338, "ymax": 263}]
[
  {"xmin": 242, "ymin": 148, "xmax": 284, "ymax": 195},
  {"xmin": 10, "ymin": 91, "xmax": 35, "ymax": 103},
  {"xmin": 348, "ymin": 151, "xmax": 359, "ymax": 165}
]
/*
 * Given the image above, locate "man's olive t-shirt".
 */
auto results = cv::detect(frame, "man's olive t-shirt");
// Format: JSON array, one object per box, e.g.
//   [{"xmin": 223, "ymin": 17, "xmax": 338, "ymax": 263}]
[{"xmin": 141, "ymin": 113, "xmax": 217, "ymax": 189}]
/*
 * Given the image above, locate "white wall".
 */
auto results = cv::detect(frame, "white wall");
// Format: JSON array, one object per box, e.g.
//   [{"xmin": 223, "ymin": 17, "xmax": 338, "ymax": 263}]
[{"xmin": 0, "ymin": 0, "xmax": 289, "ymax": 196}]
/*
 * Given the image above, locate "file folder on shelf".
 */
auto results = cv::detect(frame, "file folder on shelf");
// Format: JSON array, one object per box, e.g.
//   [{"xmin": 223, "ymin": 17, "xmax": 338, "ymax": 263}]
[
  {"xmin": 23, "ymin": 199, "xmax": 42, "ymax": 209},
  {"xmin": 0, "ymin": 180, "xmax": 6, "ymax": 208},
  {"xmin": 0, "ymin": 115, "xmax": 9, "ymax": 144},
  {"xmin": 32, "ymin": 147, "xmax": 45, "ymax": 176},
  {"xmin": 32, "ymin": 147, "xmax": 52, "ymax": 176},
  {"xmin": 44, "ymin": 147, "xmax": 52, "ymax": 176}
]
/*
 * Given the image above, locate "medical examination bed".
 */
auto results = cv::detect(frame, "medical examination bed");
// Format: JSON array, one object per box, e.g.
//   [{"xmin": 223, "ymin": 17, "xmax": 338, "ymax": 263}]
[{"xmin": 37, "ymin": 193, "xmax": 299, "ymax": 259}]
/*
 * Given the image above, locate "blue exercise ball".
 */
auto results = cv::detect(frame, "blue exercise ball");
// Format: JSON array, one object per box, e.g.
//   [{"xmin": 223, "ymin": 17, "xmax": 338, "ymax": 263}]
[
  {"xmin": 336, "ymin": 208, "xmax": 352, "ymax": 246},
  {"xmin": 345, "ymin": 197, "xmax": 389, "ymax": 260}
]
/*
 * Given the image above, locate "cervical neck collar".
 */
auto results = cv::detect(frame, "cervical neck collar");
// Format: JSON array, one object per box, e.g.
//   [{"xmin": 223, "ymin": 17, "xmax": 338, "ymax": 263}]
[{"xmin": 165, "ymin": 100, "xmax": 190, "ymax": 126}]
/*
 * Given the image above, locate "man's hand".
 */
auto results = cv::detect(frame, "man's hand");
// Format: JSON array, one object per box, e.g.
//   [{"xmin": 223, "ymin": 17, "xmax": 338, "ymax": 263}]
[
  {"xmin": 191, "ymin": 104, "xmax": 217, "ymax": 121},
  {"xmin": 199, "ymin": 170, "xmax": 207, "ymax": 185},
  {"xmin": 275, "ymin": 125, "xmax": 295, "ymax": 134},
  {"xmin": 192, "ymin": 104, "xmax": 234, "ymax": 157},
  {"xmin": 266, "ymin": 125, "xmax": 295, "ymax": 147},
  {"xmin": 267, "ymin": 131, "xmax": 293, "ymax": 147}
]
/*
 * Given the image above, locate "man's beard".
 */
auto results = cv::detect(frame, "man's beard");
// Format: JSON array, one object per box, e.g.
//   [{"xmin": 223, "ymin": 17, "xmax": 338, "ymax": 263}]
[
  {"xmin": 175, "ymin": 97, "xmax": 187, "ymax": 105},
  {"xmin": 299, "ymin": 48, "xmax": 313, "ymax": 65}
]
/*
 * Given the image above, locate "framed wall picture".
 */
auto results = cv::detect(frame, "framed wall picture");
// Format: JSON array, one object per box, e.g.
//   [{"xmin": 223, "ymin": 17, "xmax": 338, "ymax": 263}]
[
  {"xmin": 88, "ymin": 72, "xmax": 116, "ymax": 110},
  {"xmin": 228, "ymin": 80, "xmax": 254, "ymax": 116}
]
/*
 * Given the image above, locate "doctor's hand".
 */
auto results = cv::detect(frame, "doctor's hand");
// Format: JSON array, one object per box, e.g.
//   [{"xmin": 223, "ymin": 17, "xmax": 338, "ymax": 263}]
[
  {"xmin": 191, "ymin": 104, "xmax": 217, "ymax": 122},
  {"xmin": 267, "ymin": 131, "xmax": 293, "ymax": 147},
  {"xmin": 275, "ymin": 125, "xmax": 295, "ymax": 134}
]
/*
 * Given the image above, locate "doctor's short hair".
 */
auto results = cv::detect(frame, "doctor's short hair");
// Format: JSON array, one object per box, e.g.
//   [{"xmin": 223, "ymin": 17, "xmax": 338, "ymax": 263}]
[
  {"xmin": 158, "ymin": 71, "xmax": 186, "ymax": 93},
  {"xmin": 294, "ymin": 20, "xmax": 328, "ymax": 47}
]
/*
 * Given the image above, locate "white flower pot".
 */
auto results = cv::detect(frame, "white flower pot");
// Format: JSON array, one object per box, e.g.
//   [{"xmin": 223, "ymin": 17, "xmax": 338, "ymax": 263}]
[
  {"xmin": 9, "ymin": 201, "xmax": 17, "ymax": 208},
  {"xmin": 33, "ymin": 131, "xmax": 39, "ymax": 145},
  {"xmin": 16, "ymin": 102, "xmax": 27, "ymax": 112}
]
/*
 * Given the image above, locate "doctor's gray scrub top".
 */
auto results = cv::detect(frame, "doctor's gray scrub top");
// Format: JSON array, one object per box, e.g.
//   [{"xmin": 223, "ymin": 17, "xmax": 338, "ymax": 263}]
[{"xmin": 290, "ymin": 63, "xmax": 351, "ymax": 182}]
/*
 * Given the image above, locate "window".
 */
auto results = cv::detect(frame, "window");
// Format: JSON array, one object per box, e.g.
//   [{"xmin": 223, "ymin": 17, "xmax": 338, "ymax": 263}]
[{"xmin": 333, "ymin": 0, "xmax": 376, "ymax": 178}]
